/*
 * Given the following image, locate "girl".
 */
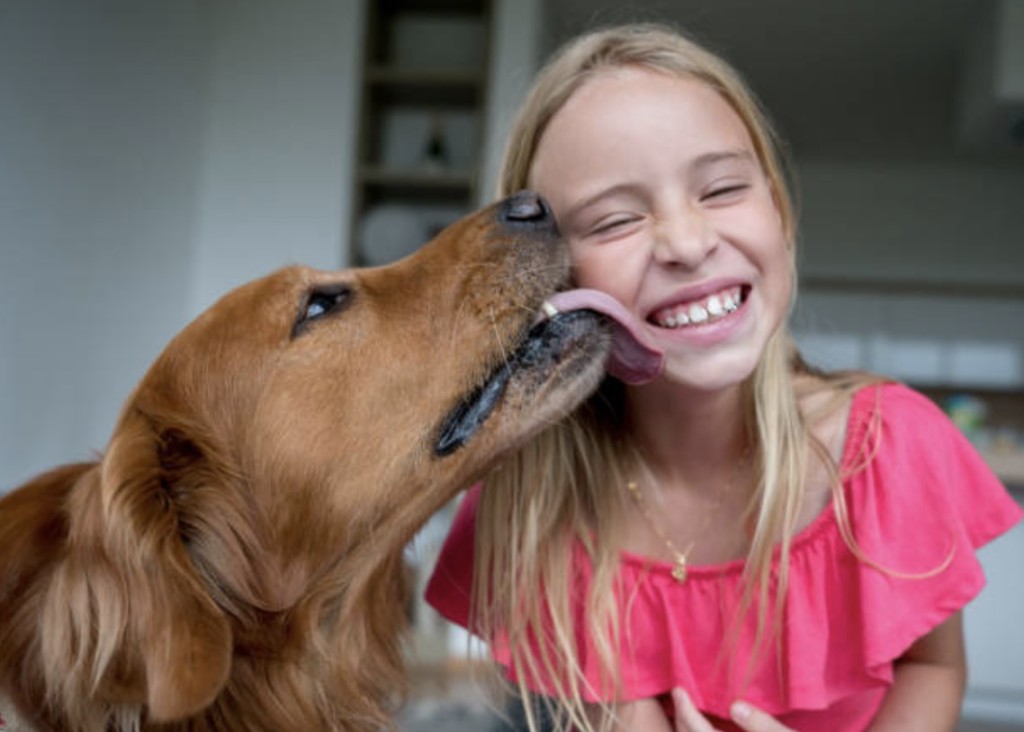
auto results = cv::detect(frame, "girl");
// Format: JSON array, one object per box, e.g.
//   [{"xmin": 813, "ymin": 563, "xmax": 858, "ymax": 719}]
[{"xmin": 425, "ymin": 23, "xmax": 1022, "ymax": 732}]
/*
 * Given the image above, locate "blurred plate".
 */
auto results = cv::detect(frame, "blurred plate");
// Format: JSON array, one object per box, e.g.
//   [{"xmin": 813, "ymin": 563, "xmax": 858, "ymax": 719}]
[{"xmin": 358, "ymin": 205, "xmax": 428, "ymax": 266}]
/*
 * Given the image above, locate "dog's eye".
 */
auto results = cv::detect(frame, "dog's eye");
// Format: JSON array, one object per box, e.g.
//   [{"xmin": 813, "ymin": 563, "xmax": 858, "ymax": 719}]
[
  {"xmin": 293, "ymin": 285, "xmax": 352, "ymax": 337},
  {"xmin": 305, "ymin": 292, "xmax": 344, "ymax": 320}
]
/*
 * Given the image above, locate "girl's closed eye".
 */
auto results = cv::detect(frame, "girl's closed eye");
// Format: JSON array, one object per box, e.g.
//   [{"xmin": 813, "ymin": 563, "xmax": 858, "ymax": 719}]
[
  {"xmin": 700, "ymin": 181, "xmax": 751, "ymax": 203},
  {"xmin": 586, "ymin": 214, "xmax": 643, "ymax": 238}
]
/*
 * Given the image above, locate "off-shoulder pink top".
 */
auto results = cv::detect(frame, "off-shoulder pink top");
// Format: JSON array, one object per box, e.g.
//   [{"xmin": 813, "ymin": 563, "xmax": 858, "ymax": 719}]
[{"xmin": 425, "ymin": 383, "xmax": 1023, "ymax": 730}]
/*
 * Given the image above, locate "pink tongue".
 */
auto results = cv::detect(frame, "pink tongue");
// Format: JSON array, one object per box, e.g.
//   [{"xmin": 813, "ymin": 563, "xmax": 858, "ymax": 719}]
[{"xmin": 545, "ymin": 289, "xmax": 664, "ymax": 385}]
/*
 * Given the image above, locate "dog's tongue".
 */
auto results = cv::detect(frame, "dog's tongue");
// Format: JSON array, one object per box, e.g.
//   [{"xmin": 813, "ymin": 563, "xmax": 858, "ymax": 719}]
[{"xmin": 544, "ymin": 289, "xmax": 664, "ymax": 384}]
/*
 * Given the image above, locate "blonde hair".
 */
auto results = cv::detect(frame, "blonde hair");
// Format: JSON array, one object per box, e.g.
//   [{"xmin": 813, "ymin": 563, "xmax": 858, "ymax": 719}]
[{"xmin": 472, "ymin": 23, "xmax": 877, "ymax": 731}]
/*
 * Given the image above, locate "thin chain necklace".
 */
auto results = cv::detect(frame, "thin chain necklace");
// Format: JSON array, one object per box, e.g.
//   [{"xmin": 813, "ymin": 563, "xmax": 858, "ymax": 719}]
[
  {"xmin": 625, "ymin": 448, "xmax": 752, "ymax": 584},
  {"xmin": 625, "ymin": 480, "xmax": 697, "ymax": 581}
]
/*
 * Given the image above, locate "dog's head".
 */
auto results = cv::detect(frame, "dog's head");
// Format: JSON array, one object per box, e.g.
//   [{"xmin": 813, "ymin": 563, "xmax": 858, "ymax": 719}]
[
  {"xmin": 125, "ymin": 193, "xmax": 646, "ymax": 564},
  {"xmin": 8, "ymin": 192, "xmax": 660, "ymax": 726}
]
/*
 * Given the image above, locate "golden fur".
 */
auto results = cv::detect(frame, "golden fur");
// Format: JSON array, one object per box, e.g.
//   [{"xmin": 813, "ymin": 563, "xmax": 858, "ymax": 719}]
[{"xmin": 0, "ymin": 194, "xmax": 611, "ymax": 731}]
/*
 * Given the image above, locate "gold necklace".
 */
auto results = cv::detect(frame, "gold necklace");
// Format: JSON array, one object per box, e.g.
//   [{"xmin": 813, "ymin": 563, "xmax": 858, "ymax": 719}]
[
  {"xmin": 626, "ymin": 449, "xmax": 752, "ymax": 584},
  {"xmin": 626, "ymin": 480, "xmax": 695, "ymax": 582}
]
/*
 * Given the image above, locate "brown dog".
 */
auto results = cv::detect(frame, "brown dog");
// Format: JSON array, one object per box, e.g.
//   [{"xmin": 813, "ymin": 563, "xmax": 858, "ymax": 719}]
[{"xmin": 0, "ymin": 192, "xmax": 660, "ymax": 731}]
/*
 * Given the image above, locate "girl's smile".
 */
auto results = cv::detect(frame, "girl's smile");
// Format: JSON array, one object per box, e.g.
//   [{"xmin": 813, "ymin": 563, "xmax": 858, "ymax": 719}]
[
  {"xmin": 644, "ymin": 278, "xmax": 752, "ymax": 349},
  {"xmin": 648, "ymin": 282, "xmax": 745, "ymax": 330}
]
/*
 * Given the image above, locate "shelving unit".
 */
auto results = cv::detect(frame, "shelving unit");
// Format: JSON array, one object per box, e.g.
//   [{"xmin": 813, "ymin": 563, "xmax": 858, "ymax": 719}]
[
  {"xmin": 795, "ymin": 276, "xmax": 1024, "ymax": 489},
  {"xmin": 801, "ymin": 275, "xmax": 1024, "ymax": 301},
  {"xmin": 351, "ymin": 0, "xmax": 492, "ymax": 266},
  {"xmin": 349, "ymin": 0, "xmax": 494, "ymax": 670}
]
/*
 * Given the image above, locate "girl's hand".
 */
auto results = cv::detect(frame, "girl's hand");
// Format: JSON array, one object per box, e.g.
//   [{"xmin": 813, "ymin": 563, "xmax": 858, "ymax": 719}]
[{"xmin": 671, "ymin": 689, "xmax": 796, "ymax": 732}]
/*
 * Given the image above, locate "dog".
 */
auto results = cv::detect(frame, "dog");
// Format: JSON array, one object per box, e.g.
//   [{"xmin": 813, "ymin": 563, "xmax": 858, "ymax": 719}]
[{"xmin": 0, "ymin": 192, "xmax": 660, "ymax": 731}]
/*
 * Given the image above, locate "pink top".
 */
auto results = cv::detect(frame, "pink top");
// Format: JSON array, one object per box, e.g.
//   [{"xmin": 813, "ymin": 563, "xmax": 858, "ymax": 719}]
[{"xmin": 425, "ymin": 383, "xmax": 1023, "ymax": 730}]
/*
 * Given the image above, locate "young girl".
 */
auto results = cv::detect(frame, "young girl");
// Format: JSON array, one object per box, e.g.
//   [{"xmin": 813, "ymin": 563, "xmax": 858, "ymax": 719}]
[{"xmin": 425, "ymin": 23, "xmax": 1022, "ymax": 732}]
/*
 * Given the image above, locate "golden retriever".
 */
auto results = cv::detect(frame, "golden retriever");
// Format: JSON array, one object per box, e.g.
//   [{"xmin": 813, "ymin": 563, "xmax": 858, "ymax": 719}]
[{"xmin": 0, "ymin": 192, "xmax": 660, "ymax": 731}]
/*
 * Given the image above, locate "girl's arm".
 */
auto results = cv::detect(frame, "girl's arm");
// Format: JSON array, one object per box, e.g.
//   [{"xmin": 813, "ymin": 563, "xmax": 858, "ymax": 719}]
[
  {"xmin": 866, "ymin": 611, "xmax": 967, "ymax": 732},
  {"xmin": 586, "ymin": 698, "xmax": 674, "ymax": 731}
]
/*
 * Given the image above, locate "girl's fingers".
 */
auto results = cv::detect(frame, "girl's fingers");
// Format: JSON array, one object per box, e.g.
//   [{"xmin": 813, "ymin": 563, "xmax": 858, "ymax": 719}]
[
  {"xmin": 671, "ymin": 688, "xmax": 718, "ymax": 732},
  {"xmin": 730, "ymin": 700, "xmax": 794, "ymax": 732}
]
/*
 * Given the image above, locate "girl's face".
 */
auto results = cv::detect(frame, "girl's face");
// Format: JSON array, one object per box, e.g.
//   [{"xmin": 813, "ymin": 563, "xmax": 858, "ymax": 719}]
[{"xmin": 529, "ymin": 67, "xmax": 792, "ymax": 393}]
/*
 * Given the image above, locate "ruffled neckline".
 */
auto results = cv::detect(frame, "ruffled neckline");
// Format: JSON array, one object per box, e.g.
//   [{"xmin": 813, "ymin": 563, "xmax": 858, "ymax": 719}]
[{"xmin": 616, "ymin": 384, "xmax": 874, "ymax": 581}]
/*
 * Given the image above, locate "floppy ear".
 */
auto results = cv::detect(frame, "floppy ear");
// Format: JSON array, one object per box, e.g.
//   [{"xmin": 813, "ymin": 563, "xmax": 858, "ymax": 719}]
[
  {"xmin": 104, "ymin": 413, "xmax": 234, "ymax": 720},
  {"xmin": 43, "ymin": 412, "xmax": 233, "ymax": 722}
]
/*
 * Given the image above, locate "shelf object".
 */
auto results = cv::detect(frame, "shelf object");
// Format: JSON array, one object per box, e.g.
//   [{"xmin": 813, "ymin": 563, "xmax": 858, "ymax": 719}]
[
  {"xmin": 917, "ymin": 386, "xmax": 1024, "ymax": 489},
  {"xmin": 350, "ymin": 0, "xmax": 492, "ymax": 266},
  {"xmin": 982, "ymin": 449, "xmax": 1024, "ymax": 488},
  {"xmin": 359, "ymin": 166, "xmax": 475, "ymax": 194}
]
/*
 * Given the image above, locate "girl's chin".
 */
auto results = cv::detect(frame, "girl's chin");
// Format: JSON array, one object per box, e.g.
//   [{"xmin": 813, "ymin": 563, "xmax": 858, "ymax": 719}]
[{"xmin": 648, "ymin": 352, "xmax": 761, "ymax": 393}]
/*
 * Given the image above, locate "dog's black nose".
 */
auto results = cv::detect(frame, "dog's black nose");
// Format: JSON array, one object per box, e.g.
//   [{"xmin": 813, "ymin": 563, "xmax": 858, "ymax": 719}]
[{"xmin": 499, "ymin": 191, "xmax": 556, "ymax": 231}]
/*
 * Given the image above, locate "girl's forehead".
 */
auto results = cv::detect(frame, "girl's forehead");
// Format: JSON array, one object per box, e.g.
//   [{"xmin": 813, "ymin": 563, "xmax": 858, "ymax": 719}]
[
  {"xmin": 574, "ymin": 65, "xmax": 698, "ymax": 100},
  {"xmin": 545, "ymin": 70, "xmax": 740, "ymax": 152},
  {"xmin": 537, "ymin": 69, "xmax": 751, "ymax": 162}
]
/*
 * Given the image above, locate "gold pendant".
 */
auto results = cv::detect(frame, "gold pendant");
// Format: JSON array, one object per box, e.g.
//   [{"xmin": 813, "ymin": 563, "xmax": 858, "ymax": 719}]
[{"xmin": 672, "ymin": 557, "xmax": 688, "ymax": 583}]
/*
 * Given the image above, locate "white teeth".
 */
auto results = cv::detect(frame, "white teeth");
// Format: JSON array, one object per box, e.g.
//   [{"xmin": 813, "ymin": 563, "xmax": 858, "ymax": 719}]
[
  {"xmin": 655, "ymin": 287, "xmax": 743, "ymax": 328},
  {"xmin": 541, "ymin": 301, "xmax": 559, "ymax": 319}
]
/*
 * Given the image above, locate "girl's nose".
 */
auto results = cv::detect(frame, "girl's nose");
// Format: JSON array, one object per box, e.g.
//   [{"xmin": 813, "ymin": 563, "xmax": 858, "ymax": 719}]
[{"xmin": 652, "ymin": 209, "xmax": 718, "ymax": 269}]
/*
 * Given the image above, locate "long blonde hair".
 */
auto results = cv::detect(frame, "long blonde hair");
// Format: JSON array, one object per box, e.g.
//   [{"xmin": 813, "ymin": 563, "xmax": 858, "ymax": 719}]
[{"xmin": 472, "ymin": 24, "xmax": 876, "ymax": 731}]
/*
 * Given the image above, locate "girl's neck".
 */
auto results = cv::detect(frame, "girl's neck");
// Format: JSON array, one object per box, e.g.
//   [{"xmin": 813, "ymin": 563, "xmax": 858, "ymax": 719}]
[{"xmin": 625, "ymin": 381, "xmax": 750, "ymax": 492}]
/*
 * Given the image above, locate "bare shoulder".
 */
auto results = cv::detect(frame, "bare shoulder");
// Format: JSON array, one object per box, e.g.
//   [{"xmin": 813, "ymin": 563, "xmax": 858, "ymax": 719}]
[
  {"xmin": 792, "ymin": 373, "xmax": 860, "ymax": 525},
  {"xmin": 794, "ymin": 373, "xmax": 855, "ymax": 465}
]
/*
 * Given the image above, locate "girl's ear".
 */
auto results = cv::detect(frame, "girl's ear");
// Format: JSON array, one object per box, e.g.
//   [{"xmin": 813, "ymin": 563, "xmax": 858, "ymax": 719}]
[{"xmin": 44, "ymin": 413, "xmax": 232, "ymax": 722}]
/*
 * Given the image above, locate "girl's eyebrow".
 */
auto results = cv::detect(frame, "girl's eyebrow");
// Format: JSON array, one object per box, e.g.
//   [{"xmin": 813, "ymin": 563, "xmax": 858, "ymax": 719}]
[
  {"xmin": 690, "ymin": 149, "xmax": 757, "ymax": 171},
  {"xmin": 563, "ymin": 183, "xmax": 642, "ymax": 223}
]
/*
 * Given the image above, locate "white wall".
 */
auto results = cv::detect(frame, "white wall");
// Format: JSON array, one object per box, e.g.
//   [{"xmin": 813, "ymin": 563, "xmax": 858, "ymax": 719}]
[
  {"xmin": 477, "ymin": 0, "xmax": 544, "ymax": 205},
  {"xmin": 962, "ymin": 525, "xmax": 1024, "ymax": 722},
  {"xmin": 190, "ymin": 0, "xmax": 362, "ymax": 315},
  {"xmin": 0, "ymin": 0, "xmax": 362, "ymax": 491},
  {"xmin": 0, "ymin": 0, "xmax": 211, "ymax": 488}
]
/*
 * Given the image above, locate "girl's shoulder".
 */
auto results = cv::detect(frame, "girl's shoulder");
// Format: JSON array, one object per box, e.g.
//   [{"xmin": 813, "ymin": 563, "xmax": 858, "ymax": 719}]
[
  {"xmin": 833, "ymin": 380, "xmax": 1019, "ymax": 557},
  {"xmin": 842, "ymin": 380, "xmax": 999, "ymax": 485},
  {"xmin": 804, "ymin": 376, "xmax": 990, "ymax": 480}
]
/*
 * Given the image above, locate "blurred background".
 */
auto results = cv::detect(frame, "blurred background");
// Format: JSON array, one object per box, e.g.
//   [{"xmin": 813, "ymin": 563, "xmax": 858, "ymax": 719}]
[{"xmin": 1, "ymin": 0, "xmax": 1022, "ymax": 729}]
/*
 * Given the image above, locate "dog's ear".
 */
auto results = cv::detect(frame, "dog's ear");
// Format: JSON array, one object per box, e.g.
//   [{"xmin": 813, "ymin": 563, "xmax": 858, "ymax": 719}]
[
  {"xmin": 104, "ymin": 413, "xmax": 234, "ymax": 721},
  {"xmin": 44, "ymin": 412, "xmax": 233, "ymax": 722}
]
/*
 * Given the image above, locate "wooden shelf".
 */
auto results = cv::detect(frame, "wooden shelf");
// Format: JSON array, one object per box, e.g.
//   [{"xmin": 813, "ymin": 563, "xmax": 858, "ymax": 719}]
[
  {"xmin": 366, "ymin": 66, "xmax": 484, "ymax": 87},
  {"xmin": 380, "ymin": 0, "xmax": 486, "ymax": 13},
  {"xmin": 349, "ymin": 0, "xmax": 491, "ymax": 266},
  {"xmin": 366, "ymin": 66, "xmax": 485, "ymax": 107},
  {"xmin": 801, "ymin": 275, "xmax": 1024, "ymax": 300}
]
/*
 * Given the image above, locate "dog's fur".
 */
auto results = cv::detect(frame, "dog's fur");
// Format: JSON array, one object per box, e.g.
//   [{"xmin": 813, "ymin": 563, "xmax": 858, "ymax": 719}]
[{"xmin": 0, "ymin": 194, "xmax": 610, "ymax": 731}]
